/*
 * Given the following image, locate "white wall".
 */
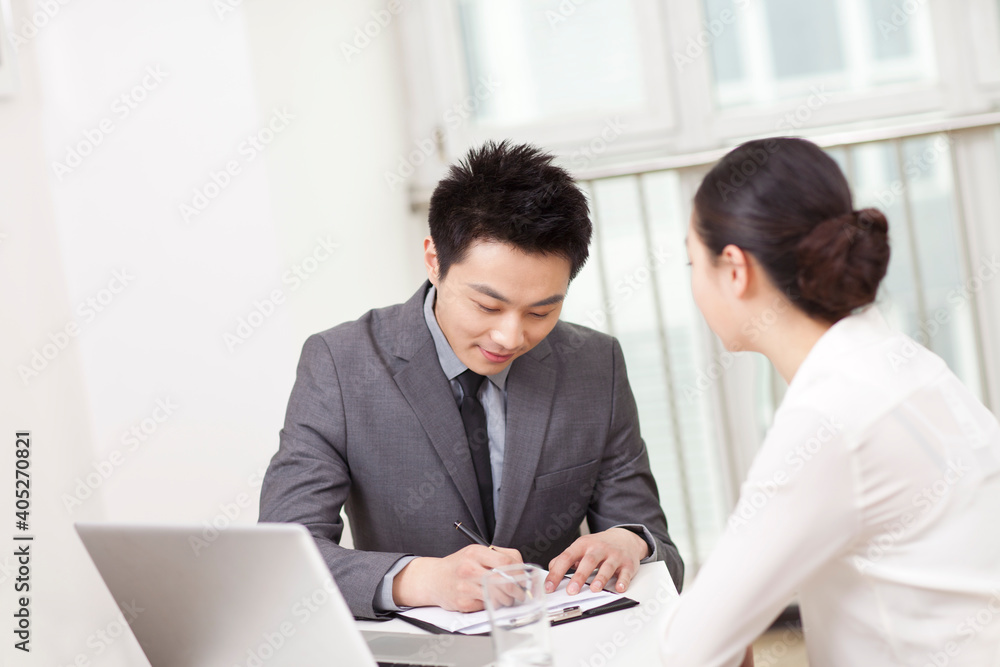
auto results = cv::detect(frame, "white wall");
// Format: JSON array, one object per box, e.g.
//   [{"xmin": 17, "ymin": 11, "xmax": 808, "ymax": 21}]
[{"xmin": 0, "ymin": 1, "xmax": 423, "ymax": 664}]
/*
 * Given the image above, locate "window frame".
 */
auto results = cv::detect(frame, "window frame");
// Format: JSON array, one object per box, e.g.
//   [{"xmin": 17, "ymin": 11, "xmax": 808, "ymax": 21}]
[
  {"xmin": 397, "ymin": 0, "xmax": 680, "ymax": 197},
  {"xmin": 397, "ymin": 0, "xmax": 1000, "ymax": 202},
  {"xmin": 968, "ymin": 0, "xmax": 1000, "ymax": 87}
]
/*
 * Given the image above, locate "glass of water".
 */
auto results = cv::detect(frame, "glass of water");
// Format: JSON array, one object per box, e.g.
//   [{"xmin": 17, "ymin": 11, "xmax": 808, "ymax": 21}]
[{"xmin": 482, "ymin": 564, "xmax": 553, "ymax": 667}]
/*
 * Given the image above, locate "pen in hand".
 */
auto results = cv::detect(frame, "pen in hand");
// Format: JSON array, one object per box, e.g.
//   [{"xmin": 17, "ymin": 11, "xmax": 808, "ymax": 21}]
[
  {"xmin": 453, "ymin": 521, "xmax": 579, "ymax": 585},
  {"xmin": 453, "ymin": 521, "xmax": 578, "ymax": 600},
  {"xmin": 455, "ymin": 521, "xmax": 534, "ymax": 600},
  {"xmin": 453, "ymin": 521, "xmax": 496, "ymax": 550}
]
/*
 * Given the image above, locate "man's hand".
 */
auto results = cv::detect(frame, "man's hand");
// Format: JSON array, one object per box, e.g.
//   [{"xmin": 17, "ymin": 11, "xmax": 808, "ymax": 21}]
[
  {"xmin": 544, "ymin": 527, "xmax": 649, "ymax": 596},
  {"xmin": 392, "ymin": 545, "xmax": 522, "ymax": 612}
]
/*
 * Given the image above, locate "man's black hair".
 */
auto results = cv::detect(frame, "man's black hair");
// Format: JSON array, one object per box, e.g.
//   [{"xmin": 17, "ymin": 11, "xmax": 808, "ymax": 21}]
[{"xmin": 428, "ymin": 140, "xmax": 592, "ymax": 280}]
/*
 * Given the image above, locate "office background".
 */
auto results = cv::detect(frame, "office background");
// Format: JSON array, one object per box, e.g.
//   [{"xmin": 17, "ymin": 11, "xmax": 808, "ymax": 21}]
[{"xmin": 1, "ymin": 0, "xmax": 999, "ymax": 664}]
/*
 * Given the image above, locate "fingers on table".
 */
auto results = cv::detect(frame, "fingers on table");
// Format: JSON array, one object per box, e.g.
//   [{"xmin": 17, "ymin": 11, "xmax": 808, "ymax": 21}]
[{"xmin": 545, "ymin": 545, "xmax": 583, "ymax": 592}]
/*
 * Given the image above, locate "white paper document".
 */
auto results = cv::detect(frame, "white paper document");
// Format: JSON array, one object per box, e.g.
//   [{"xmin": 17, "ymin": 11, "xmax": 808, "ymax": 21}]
[{"xmin": 398, "ymin": 575, "xmax": 619, "ymax": 635}]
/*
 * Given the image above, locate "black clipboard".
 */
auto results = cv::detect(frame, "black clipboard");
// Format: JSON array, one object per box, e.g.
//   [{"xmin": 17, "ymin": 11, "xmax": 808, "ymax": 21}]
[
  {"xmin": 393, "ymin": 596, "xmax": 639, "ymax": 636},
  {"xmin": 550, "ymin": 596, "xmax": 639, "ymax": 626}
]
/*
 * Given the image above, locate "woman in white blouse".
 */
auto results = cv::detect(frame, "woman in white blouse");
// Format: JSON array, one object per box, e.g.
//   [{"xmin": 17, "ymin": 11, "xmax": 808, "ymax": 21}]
[{"xmin": 662, "ymin": 137, "xmax": 1000, "ymax": 666}]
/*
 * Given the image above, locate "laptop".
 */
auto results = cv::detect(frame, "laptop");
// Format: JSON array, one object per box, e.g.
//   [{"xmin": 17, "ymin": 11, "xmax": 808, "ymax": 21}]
[{"xmin": 75, "ymin": 522, "xmax": 494, "ymax": 666}]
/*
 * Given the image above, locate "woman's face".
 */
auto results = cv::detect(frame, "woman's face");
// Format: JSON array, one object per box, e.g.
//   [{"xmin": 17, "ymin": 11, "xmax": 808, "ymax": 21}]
[{"xmin": 686, "ymin": 213, "xmax": 740, "ymax": 349}]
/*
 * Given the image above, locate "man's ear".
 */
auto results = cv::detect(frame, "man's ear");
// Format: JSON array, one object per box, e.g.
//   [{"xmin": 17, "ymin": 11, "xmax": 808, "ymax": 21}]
[
  {"xmin": 423, "ymin": 236, "xmax": 440, "ymax": 285},
  {"xmin": 719, "ymin": 244, "xmax": 751, "ymax": 299}
]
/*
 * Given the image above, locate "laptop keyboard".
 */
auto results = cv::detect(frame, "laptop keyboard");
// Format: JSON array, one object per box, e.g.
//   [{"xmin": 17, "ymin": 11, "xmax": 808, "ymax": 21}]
[{"xmin": 377, "ymin": 663, "xmax": 442, "ymax": 667}]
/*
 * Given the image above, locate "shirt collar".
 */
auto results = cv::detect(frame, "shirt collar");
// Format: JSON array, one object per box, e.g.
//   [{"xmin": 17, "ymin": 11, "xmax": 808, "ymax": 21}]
[
  {"xmin": 423, "ymin": 285, "xmax": 510, "ymax": 390},
  {"xmin": 785, "ymin": 305, "xmax": 891, "ymax": 397}
]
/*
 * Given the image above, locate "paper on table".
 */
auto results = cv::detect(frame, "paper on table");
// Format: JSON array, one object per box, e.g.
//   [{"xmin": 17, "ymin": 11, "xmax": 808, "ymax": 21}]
[{"xmin": 398, "ymin": 573, "xmax": 618, "ymax": 635}]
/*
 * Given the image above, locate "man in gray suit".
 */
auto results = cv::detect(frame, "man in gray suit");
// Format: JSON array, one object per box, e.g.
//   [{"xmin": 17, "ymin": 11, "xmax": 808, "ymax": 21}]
[{"xmin": 260, "ymin": 141, "xmax": 683, "ymax": 620}]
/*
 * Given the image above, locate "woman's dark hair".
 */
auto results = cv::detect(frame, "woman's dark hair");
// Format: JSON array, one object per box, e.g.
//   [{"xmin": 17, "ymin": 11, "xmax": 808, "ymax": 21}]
[
  {"xmin": 428, "ymin": 140, "xmax": 592, "ymax": 280},
  {"xmin": 694, "ymin": 137, "xmax": 890, "ymax": 323}
]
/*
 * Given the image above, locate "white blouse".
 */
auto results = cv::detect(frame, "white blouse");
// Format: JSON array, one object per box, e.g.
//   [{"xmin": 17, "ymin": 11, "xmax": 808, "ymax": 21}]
[{"xmin": 660, "ymin": 306, "xmax": 1000, "ymax": 666}]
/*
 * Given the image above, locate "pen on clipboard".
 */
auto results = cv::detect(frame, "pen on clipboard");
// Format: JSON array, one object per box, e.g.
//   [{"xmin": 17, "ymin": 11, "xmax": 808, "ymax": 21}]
[
  {"xmin": 548, "ymin": 605, "xmax": 581, "ymax": 622},
  {"xmin": 507, "ymin": 605, "xmax": 582, "ymax": 628}
]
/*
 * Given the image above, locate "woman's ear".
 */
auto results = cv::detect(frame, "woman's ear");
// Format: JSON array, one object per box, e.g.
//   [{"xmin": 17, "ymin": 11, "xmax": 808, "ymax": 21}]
[
  {"xmin": 719, "ymin": 244, "xmax": 751, "ymax": 299},
  {"xmin": 423, "ymin": 236, "xmax": 440, "ymax": 285}
]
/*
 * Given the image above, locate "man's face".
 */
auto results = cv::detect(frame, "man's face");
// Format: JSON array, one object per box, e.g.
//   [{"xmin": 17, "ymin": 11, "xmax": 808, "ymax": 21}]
[{"xmin": 425, "ymin": 238, "xmax": 571, "ymax": 376}]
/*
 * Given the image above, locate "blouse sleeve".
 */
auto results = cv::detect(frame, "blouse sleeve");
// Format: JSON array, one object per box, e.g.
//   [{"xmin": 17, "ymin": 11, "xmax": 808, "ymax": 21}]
[{"xmin": 660, "ymin": 407, "xmax": 862, "ymax": 666}]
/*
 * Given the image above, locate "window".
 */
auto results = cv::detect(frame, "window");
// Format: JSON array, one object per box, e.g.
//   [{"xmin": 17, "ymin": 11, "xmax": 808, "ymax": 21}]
[
  {"xmin": 969, "ymin": 0, "xmax": 1000, "ymax": 86},
  {"xmin": 844, "ymin": 136, "xmax": 985, "ymax": 399},
  {"xmin": 704, "ymin": 0, "xmax": 937, "ymax": 107},
  {"xmin": 403, "ymin": 0, "xmax": 675, "ymax": 173},
  {"xmin": 561, "ymin": 174, "xmax": 730, "ymax": 568},
  {"xmin": 400, "ymin": 1, "xmax": 1000, "ymax": 192},
  {"xmin": 456, "ymin": 0, "xmax": 648, "ymax": 125}
]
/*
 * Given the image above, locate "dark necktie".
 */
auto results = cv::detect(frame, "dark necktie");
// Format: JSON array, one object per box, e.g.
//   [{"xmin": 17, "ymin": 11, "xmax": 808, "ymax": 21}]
[{"xmin": 456, "ymin": 369, "xmax": 495, "ymax": 542}]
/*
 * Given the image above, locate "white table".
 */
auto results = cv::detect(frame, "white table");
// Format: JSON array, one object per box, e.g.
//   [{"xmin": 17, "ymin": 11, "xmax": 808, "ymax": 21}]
[{"xmin": 357, "ymin": 562, "xmax": 678, "ymax": 666}]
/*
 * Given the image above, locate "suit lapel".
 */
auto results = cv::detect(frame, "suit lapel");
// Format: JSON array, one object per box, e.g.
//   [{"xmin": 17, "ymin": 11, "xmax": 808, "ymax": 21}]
[
  {"xmin": 390, "ymin": 283, "xmax": 489, "ymax": 537},
  {"xmin": 493, "ymin": 338, "xmax": 556, "ymax": 546}
]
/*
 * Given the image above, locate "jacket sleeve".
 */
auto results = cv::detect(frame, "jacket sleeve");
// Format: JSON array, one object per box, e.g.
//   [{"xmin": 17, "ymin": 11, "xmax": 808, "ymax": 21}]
[
  {"xmin": 259, "ymin": 333, "xmax": 412, "ymax": 619},
  {"xmin": 587, "ymin": 338, "xmax": 685, "ymax": 590}
]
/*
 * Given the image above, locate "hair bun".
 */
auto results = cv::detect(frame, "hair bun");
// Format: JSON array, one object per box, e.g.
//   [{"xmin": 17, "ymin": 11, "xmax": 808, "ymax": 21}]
[{"xmin": 795, "ymin": 208, "xmax": 890, "ymax": 321}]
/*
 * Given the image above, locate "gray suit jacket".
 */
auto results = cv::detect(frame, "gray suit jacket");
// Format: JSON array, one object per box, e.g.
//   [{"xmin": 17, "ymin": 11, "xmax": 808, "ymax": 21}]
[{"xmin": 260, "ymin": 282, "xmax": 684, "ymax": 618}]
